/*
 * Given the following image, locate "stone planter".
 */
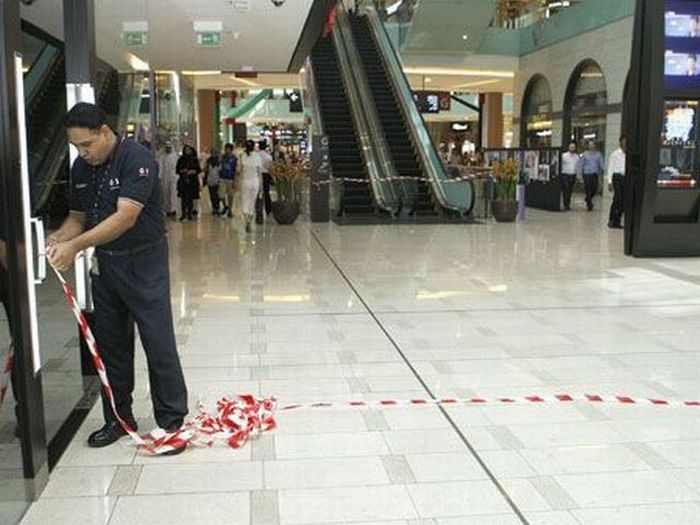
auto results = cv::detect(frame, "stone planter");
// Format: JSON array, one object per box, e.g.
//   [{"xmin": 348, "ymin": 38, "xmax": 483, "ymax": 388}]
[
  {"xmin": 271, "ymin": 201, "xmax": 301, "ymax": 225},
  {"xmin": 491, "ymin": 200, "xmax": 518, "ymax": 223}
]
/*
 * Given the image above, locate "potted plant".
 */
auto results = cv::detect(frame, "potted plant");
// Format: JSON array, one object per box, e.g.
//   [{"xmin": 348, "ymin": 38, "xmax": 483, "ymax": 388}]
[
  {"xmin": 268, "ymin": 158, "xmax": 307, "ymax": 225},
  {"xmin": 491, "ymin": 158, "xmax": 519, "ymax": 222}
]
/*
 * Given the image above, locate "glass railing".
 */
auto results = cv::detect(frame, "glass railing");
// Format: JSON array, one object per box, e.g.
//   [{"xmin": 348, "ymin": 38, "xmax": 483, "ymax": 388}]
[
  {"xmin": 331, "ymin": 9, "xmax": 401, "ymax": 215},
  {"xmin": 335, "ymin": 5, "xmax": 405, "ymax": 214},
  {"xmin": 363, "ymin": 4, "xmax": 474, "ymax": 214},
  {"xmin": 492, "ymin": 0, "xmax": 584, "ymax": 29}
]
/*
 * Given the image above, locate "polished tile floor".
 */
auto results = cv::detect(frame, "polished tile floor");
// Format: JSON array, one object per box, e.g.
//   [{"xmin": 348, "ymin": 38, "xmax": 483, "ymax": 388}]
[{"xmin": 19, "ymin": 202, "xmax": 700, "ymax": 525}]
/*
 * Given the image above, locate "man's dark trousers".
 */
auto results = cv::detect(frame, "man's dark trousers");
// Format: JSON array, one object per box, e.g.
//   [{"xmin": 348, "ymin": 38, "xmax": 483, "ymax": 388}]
[
  {"xmin": 561, "ymin": 174, "xmax": 576, "ymax": 209},
  {"xmin": 92, "ymin": 240, "xmax": 187, "ymax": 430},
  {"xmin": 583, "ymin": 174, "xmax": 599, "ymax": 210},
  {"xmin": 609, "ymin": 173, "xmax": 625, "ymax": 226}
]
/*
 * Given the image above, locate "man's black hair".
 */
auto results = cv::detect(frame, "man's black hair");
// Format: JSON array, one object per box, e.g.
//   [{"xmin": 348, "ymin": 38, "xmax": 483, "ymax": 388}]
[
  {"xmin": 224, "ymin": 143, "xmax": 234, "ymax": 150},
  {"xmin": 65, "ymin": 102, "xmax": 108, "ymax": 131}
]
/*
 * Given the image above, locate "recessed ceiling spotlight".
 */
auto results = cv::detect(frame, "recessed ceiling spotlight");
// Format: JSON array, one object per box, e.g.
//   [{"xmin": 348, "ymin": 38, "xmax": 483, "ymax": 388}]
[{"xmin": 462, "ymin": 34, "xmax": 469, "ymax": 40}]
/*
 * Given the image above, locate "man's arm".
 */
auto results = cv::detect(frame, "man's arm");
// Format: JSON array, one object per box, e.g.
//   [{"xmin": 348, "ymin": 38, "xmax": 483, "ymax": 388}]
[
  {"xmin": 47, "ymin": 211, "xmax": 86, "ymax": 245},
  {"xmin": 47, "ymin": 199, "xmax": 142, "ymax": 271}
]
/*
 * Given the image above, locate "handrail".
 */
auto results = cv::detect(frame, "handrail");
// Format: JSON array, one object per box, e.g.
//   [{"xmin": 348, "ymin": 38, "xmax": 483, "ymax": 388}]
[
  {"xmin": 363, "ymin": 5, "xmax": 474, "ymax": 214},
  {"xmin": 25, "ymin": 44, "xmax": 61, "ymax": 106},
  {"xmin": 330, "ymin": 15, "xmax": 399, "ymax": 214},
  {"xmin": 335, "ymin": 5, "xmax": 406, "ymax": 213},
  {"xmin": 302, "ymin": 56, "xmax": 325, "ymax": 137}
]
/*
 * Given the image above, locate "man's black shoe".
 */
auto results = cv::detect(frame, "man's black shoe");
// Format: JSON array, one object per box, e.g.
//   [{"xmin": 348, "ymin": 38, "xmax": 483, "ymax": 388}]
[
  {"xmin": 87, "ymin": 421, "xmax": 137, "ymax": 448},
  {"xmin": 161, "ymin": 442, "xmax": 187, "ymax": 456}
]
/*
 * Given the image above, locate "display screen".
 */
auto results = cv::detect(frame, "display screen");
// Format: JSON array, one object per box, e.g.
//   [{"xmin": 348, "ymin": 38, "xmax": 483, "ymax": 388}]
[
  {"xmin": 665, "ymin": 1, "xmax": 700, "ymax": 89},
  {"xmin": 658, "ymin": 99, "xmax": 698, "ymax": 187},
  {"xmin": 413, "ymin": 91, "xmax": 441, "ymax": 114}
]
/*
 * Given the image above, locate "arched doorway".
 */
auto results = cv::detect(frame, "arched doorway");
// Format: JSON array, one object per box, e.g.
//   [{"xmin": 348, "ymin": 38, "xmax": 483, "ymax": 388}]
[
  {"xmin": 564, "ymin": 60, "xmax": 608, "ymax": 154},
  {"xmin": 521, "ymin": 74, "xmax": 553, "ymax": 148}
]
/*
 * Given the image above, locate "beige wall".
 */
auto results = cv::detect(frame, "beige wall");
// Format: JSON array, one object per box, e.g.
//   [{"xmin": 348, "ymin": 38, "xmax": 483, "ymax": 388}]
[{"xmin": 512, "ymin": 16, "xmax": 634, "ymax": 153}]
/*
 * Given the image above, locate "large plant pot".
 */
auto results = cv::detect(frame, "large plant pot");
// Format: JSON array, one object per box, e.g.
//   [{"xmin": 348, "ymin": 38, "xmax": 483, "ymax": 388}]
[
  {"xmin": 271, "ymin": 201, "xmax": 301, "ymax": 225},
  {"xmin": 491, "ymin": 200, "xmax": 518, "ymax": 223}
]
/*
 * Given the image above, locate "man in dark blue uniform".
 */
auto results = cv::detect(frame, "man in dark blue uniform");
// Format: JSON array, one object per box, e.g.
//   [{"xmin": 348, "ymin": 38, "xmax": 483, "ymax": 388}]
[{"xmin": 47, "ymin": 103, "xmax": 188, "ymax": 454}]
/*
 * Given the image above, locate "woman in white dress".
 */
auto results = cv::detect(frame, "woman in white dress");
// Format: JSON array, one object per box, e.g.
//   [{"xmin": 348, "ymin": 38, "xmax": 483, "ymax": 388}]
[{"xmin": 238, "ymin": 140, "xmax": 263, "ymax": 233}]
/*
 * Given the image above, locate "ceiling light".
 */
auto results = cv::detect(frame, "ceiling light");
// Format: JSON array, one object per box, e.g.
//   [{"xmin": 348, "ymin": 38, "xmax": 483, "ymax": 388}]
[
  {"xmin": 462, "ymin": 34, "xmax": 469, "ymax": 40},
  {"xmin": 126, "ymin": 53, "xmax": 149, "ymax": 71},
  {"xmin": 182, "ymin": 70, "xmax": 222, "ymax": 75},
  {"xmin": 403, "ymin": 67, "xmax": 514, "ymax": 78}
]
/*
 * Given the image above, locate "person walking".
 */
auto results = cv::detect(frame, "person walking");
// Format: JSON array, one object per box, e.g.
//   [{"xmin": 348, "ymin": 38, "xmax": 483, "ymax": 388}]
[
  {"xmin": 607, "ymin": 136, "xmax": 627, "ymax": 229},
  {"xmin": 560, "ymin": 141, "xmax": 580, "ymax": 211},
  {"xmin": 258, "ymin": 140, "xmax": 274, "ymax": 216},
  {"xmin": 158, "ymin": 142, "xmax": 179, "ymax": 217},
  {"xmin": 580, "ymin": 140, "xmax": 605, "ymax": 211},
  {"xmin": 47, "ymin": 102, "xmax": 188, "ymax": 454},
  {"xmin": 219, "ymin": 143, "xmax": 238, "ymax": 218},
  {"xmin": 239, "ymin": 140, "xmax": 263, "ymax": 233},
  {"xmin": 176, "ymin": 145, "xmax": 201, "ymax": 221},
  {"xmin": 204, "ymin": 148, "xmax": 222, "ymax": 216}
]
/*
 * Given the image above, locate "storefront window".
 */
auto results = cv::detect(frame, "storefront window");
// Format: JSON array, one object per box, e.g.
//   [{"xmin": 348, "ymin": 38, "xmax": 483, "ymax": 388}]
[
  {"xmin": 521, "ymin": 74, "xmax": 553, "ymax": 148},
  {"xmin": 565, "ymin": 60, "xmax": 608, "ymax": 153}
]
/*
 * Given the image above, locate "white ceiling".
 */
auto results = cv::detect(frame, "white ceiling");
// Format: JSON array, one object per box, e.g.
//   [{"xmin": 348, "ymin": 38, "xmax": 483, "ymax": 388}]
[{"xmin": 20, "ymin": 0, "xmax": 315, "ymax": 72}]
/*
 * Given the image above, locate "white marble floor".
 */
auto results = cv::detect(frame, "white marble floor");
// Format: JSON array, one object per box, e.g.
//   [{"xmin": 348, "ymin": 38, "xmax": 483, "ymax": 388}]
[{"xmin": 19, "ymin": 204, "xmax": 700, "ymax": 525}]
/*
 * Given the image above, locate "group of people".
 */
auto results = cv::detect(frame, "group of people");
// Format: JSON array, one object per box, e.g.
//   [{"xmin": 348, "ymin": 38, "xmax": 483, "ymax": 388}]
[
  {"xmin": 560, "ymin": 136, "xmax": 626, "ymax": 229},
  {"xmin": 159, "ymin": 139, "xmax": 283, "ymax": 233}
]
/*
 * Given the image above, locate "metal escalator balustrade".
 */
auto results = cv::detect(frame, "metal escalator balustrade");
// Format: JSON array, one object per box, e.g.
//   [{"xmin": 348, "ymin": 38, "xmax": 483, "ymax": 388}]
[
  {"xmin": 349, "ymin": 13, "xmax": 437, "ymax": 217},
  {"xmin": 311, "ymin": 37, "xmax": 375, "ymax": 216},
  {"xmin": 360, "ymin": 6, "xmax": 475, "ymax": 215}
]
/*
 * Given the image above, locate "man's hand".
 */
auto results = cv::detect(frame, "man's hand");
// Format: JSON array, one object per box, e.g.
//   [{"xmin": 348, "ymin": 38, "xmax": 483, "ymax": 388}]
[
  {"xmin": 47, "ymin": 241, "xmax": 79, "ymax": 272},
  {"xmin": 46, "ymin": 232, "xmax": 63, "ymax": 248}
]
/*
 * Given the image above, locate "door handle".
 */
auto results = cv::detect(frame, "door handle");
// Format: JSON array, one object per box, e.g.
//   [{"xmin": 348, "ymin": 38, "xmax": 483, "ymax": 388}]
[{"xmin": 30, "ymin": 217, "xmax": 46, "ymax": 284}]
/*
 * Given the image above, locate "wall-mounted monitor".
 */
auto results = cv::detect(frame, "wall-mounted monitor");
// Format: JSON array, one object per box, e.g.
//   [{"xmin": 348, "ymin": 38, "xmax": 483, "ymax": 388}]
[{"xmin": 665, "ymin": 1, "xmax": 700, "ymax": 89}]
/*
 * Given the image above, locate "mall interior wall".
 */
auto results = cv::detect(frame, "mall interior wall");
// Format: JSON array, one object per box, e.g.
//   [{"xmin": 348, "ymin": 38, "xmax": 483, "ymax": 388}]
[{"xmin": 512, "ymin": 15, "xmax": 633, "ymax": 152}]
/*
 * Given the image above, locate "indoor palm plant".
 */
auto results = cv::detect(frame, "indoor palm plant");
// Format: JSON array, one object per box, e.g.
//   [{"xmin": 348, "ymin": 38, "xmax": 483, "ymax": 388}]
[
  {"xmin": 268, "ymin": 158, "xmax": 308, "ymax": 224},
  {"xmin": 491, "ymin": 158, "xmax": 519, "ymax": 222}
]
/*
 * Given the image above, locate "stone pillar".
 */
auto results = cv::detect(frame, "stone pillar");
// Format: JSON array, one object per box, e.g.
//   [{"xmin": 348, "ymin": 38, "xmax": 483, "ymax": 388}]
[
  {"xmin": 482, "ymin": 93, "xmax": 504, "ymax": 148},
  {"xmin": 197, "ymin": 90, "xmax": 216, "ymax": 153}
]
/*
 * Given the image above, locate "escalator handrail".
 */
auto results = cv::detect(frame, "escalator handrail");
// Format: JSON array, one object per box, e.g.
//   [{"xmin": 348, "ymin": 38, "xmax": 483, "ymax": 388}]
[
  {"xmin": 362, "ymin": 5, "xmax": 474, "ymax": 214},
  {"xmin": 329, "ymin": 25, "xmax": 399, "ymax": 214},
  {"xmin": 335, "ymin": 6, "xmax": 406, "ymax": 213},
  {"xmin": 303, "ymin": 56, "xmax": 325, "ymax": 137},
  {"xmin": 25, "ymin": 44, "xmax": 62, "ymax": 107}
]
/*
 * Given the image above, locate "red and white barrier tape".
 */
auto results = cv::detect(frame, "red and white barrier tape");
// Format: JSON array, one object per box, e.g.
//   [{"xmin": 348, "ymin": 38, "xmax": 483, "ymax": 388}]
[
  {"xmin": 278, "ymin": 393, "xmax": 700, "ymax": 411},
  {"xmin": 0, "ymin": 340, "xmax": 13, "ymax": 405},
  {"xmin": 52, "ymin": 266, "xmax": 275, "ymax": 454},
  {"xmin": 311, "ymin": 173, "xmax": 476, "ymax": 188},
  {"xmin": 29, "ymin": 266, "xmax": 700, "ymax": 457}
]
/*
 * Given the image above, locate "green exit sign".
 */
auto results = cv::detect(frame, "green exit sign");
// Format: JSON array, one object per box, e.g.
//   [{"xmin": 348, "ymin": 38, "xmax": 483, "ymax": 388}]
[
  {"xmin": 124, "ymin": 31, "xmax": 147, "ymax": 47},
  {"xmin": 196, "ymin": 32, "xmax": 221, "ymax": 48}
]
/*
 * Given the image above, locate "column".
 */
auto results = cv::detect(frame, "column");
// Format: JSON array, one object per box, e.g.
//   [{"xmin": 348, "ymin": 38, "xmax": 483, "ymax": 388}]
[
  {"xmin": 482, "ymin": 92, "xmax": 504, "ymax": 149},
  {"xmin": 197, "ymin": 90, "xmax": 216, "ymax": 154}
]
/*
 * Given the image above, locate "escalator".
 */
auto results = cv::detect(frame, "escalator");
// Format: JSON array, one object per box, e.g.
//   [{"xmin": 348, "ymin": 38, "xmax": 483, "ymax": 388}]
[
  {"xmin": 26, "ymin": 45, "xmax": 121, "ymax": 224},
  {"xmin": 349, "ymin": 14, "xmax": 436, "ymax": 216},
  {"xmin": 311, "ymin": 37, "xmax": 376, "ymax": 217}
]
